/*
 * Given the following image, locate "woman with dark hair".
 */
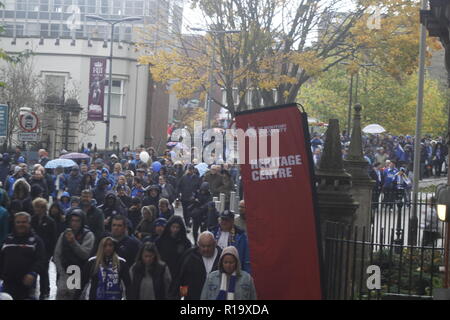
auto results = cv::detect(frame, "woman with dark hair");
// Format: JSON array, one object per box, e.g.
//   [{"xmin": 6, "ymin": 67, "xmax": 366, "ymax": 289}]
[
  {"xmin": 10, "ymin": 179, "xmax": 33, "ymax": 215},
  {"xmin": 156, "ymin": 215, "xmax": 191, "ymax": 279},
  {"xmin": 49, "ymin": 203, "xmax": 66, "ymax": 237},
  {"xmin": 77, "ymin": 237, "xmax": 131, "ymax": 300},
  {"xmin": 129, "ymin": 242, "xmax": 172, "ymax": 300},
  {"xmin": 79, "ymin": 173, "xmax": 95, "ymax": 194}
]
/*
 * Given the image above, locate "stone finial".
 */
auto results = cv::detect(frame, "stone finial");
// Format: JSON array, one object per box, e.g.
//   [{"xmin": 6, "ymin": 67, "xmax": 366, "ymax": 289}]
[
  {"xmin": 347, "ymin": 103, "xmax": 364, "ymax": 161},
  {"xmin": 317, "ymin": 119, "xmax": 346, "ymax": 174}
]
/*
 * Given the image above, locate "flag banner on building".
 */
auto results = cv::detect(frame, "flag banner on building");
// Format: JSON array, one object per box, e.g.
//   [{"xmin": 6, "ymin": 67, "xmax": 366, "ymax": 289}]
[
  {"xmin": 87, "ymin": 57, "xmax": 107, "ymax": 121},
  {"xmin": 235, "ymin": 104, "xmax": 323, "ymax": 300}
]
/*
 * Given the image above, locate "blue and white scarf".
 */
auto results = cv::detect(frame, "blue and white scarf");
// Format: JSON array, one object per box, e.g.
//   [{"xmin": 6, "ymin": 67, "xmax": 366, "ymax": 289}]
[
  {"xmin": 96, "ymin": 260, "xmax": 122, "ymax": 300},
  {"xmin": 216, "ymin": 272, "xmax": 237, "ymax": 300}
]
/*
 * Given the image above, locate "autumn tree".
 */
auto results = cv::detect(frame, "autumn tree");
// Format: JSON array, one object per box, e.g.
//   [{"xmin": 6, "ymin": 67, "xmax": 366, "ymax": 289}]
[
  {"xmin": 139, "ymin": 0, "xmax": 439, "ymax": 120},
  {"xmin": 139, "ymin": 0, "xmax": 370, "ymax": 117},
  {"xmin": 299, "ymin": 65, "xmax": 447, "ymax": 136}
]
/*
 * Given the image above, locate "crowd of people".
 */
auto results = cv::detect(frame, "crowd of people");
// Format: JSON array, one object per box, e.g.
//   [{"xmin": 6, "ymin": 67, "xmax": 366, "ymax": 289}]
[
  {"xmin": 311, "ymin": 132, "xmax": 448, "ymax": 206},
  {"xmin": 311, "ymin": 132, "xmax": 448, "ymax": 179},
  {"xmin": 0, "ymin": 145, "xmax": 255, "ymax": 300}
]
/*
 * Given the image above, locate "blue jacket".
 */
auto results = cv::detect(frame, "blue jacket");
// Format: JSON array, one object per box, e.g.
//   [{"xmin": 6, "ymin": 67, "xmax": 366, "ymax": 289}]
[
  {"xmin": 383, "ymin": 168, "xmax": 399, "ymax": 189},
  {"xmin": 5, "ymin": 175, "xmax": 19, "ymax": 198},
  {"xmin": 0, "ymin": 200, "xmax": 8, "ymax": 246},
  {"xmin": 210, "ymin": 225, "xmax": 251, "ymax": 274},
  {"xmin": 66, "ymin": 174, "xmax": 82, "ymax": 196}
]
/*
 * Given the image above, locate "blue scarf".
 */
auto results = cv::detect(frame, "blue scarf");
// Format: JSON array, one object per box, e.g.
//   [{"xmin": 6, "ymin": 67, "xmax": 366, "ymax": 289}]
[
  {"xmin": 216, "ymin": 272, "xmax": 237, "ymax": 300},
  {"xmin": 96, "ymin": 259, "xmax": 122, "ymax": 300}
]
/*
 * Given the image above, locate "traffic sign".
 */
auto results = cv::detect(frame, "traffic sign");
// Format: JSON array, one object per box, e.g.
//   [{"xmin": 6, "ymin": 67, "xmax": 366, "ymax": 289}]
[
  {"xmin": 18, "ymin": 132, "xmax": 40, "ymax": 142},
  {"xmin": 0, "ymin": 104, "xmax": 8, "ymax": 137},
  {"xmin": 19, "ymin": 111, "xmax": 39, "ymax": 132}
]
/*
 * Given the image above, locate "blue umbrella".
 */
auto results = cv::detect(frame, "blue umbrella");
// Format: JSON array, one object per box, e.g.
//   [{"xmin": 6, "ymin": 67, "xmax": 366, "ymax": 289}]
[
  {"xmin": 195, "ymin": 163, "xmax": 209, "ymax": 177},
  {"xmin": 45, "ymin": 158, "xmax": 77, "ymax": 169}
]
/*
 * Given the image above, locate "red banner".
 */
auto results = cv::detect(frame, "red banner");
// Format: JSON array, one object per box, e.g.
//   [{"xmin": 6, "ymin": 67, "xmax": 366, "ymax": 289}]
[
  {"xmin": 87, "ymin": 57, "xmax": 107, "ymax": 121},
  {"xmin": 235, "ymin": 104, "xmax": 323, "ymax": 300}
]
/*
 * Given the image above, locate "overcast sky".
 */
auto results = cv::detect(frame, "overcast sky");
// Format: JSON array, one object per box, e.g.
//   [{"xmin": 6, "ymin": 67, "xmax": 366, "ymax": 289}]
[{"xmin": 181, "ymin": 0, "xmax": 357, "ymax": 34}]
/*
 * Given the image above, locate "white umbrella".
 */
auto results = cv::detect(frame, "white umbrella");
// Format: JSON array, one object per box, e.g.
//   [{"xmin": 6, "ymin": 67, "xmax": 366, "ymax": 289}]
[{"xmin": 362, "ymin": 124, "xmax": 386, "ymax": 134}]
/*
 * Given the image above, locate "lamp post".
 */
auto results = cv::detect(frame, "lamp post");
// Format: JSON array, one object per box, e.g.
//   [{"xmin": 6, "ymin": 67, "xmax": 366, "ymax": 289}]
[
  {"xmin": 340, "ymin": 62, "xmax": 375, "ymax": 137},
  {"xmin": 133, "ymin": 64, "xmax": 146, "ymax": 149},
  {"xmin": 436, "ymin": 185, "xmax": 450, "ymax": 288},
  {"xmin": 86, "ymin": 15, "xmax": 142, "ymax": 150},
  {"xmin": 190, "ymin": 27, "xmax": 240, "ymax": 129}
]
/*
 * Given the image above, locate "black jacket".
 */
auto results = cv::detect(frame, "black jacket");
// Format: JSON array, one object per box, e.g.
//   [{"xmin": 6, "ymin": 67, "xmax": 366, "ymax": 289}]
[
  {"xmin": 176, "ymin": 174, "xmax": 201, "ymax": 201},
  {"xmin": 114, "ymin": 235, "xmax": 142, "ymax": 269},
  {"xmin": 171, "ymin": 246, "xmax": 221, "ymax": 300},
  {"xmin": 129, "ymin": 261, "xmax": 170, "ymax": 300},
  {"xmin": 31, "ymin": 215, "xmax": 57, "ymax": 259},
  {"xmin": 78, "ymin": 256, "xmax": 131, "ymax": 300},
  {"xmin": 29, "ymin": 177, "xmax": 49, "ymax": 199},
  {"xmin": 156, "ymin": 216, "xmax": 191, "ymax": 279},
  {"xmin": 84, "ymin": 204, "xmax": 105, "ymax": 242},
  {"xmin": 0, "ymin": 231, "xmax": 46, "ymax": 299}
]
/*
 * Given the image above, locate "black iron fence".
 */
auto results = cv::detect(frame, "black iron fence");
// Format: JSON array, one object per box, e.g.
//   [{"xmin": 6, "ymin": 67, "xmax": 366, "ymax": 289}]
[{"xmin": 324, "ymin": 193, "xmax": 445, "ymax": 300}]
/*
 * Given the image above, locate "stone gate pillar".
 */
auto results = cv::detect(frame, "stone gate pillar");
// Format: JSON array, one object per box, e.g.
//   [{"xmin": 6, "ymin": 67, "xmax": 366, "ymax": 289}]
[{"xmin": 344, "ymin": 104, "xmax": 375, "ymax": 236}]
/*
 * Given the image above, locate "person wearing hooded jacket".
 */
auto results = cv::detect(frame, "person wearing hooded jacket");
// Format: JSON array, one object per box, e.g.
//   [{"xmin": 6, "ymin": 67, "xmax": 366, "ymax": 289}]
[
  {"xmin": 176, "ymin": 166, "xmax": 201, "ymax": 228},
  {"xmin": 93, "ymin": 177, "xmax": 111, "ymax": 207},
  {"xmin": 200, "ymin": 246, "xmax": 256, "ymax": 300},
  {"xmin": 99, "ymin": 192, "xmax": 127, "ymax": 231},
  {"xmin": 0, "ymin": 212, "xmax": 46, "ymax": 300},
  {"xmin": 190, "ymin": 182, "xmax": 213, "ymax": 244},
  {"xmin": 0, "ymin": 153, "xmax": 11, "ymax": 186},
  {"xmin": 10, "ymin": 179, "xmax": 33, "ymax": 217},
  {"xmin": 142, "ymin": 184, "xmax": 161, "ymax": 209},
  {"xmin": 5, "ymin": 166, "xmax": 25, "ymax": 198},
  {"xmin": 54, "ymin": 209, "xmax": 95, "ymax": 300},
  {"xmin": 80, "ymin": 189, "xmax": 105, "ymax": 243},
  {"xmin": 66, "ymin": 166, "xmax": 82, "ymax": 197},
  {"xmin": 156, "ymin": 215, "xmax": 191, "ymax": 280},
  {"xmin": 30, "ymin": 197, "xmax": 56, "ymax": 300}
]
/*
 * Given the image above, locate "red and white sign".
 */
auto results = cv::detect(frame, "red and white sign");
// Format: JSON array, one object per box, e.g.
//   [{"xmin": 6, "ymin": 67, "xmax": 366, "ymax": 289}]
[
  {"xmin": 235, "ymin": 104, "xmax": 323, "ymax": 300},
  {"xmin": 19, "ymin": 112, "xmax": 39, "ymax": 132}
]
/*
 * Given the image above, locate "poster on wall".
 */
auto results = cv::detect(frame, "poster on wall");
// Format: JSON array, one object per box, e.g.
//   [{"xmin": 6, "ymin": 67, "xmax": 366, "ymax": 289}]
[{"xmin": 87, "ymin": 57, "xmax": 107, "ymax": 121}]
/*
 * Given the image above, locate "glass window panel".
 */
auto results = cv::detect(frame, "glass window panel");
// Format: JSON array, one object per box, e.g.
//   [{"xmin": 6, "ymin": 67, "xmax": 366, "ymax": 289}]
[
  {"xmin": 101, "ymin": 0, "xmax": 109, "ymax": 14},
  {"xmin": 40, "ymin": 24, "xmax": 50, "ymax": 37},
  {"xmin": 27, "ymin": 23, "xmax": 41, "ymax": 36},
  {"xmin": 4, "ymin": 0, "xmax": 15, "ymax": 10},
  {"xmin": 45, "ymin": 75, "xmax": 65, "ymax": 100},
  {"xmin": 27, "ymin": 0, "xmax": 40, "ymax": 11},
  {"xmin": 16, "ymin": 0, "xmax": 27, "ymax": 10},
  {"xmin": 40, "ymin": 0, "xmax": 49, "ymax": 11}
]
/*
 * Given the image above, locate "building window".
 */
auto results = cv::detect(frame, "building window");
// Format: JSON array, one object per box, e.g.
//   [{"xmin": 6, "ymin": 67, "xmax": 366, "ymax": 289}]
[
  {"xmin": 113, "ymin": 0, "xmax": 122, "ymax": 15},
  {"xmin": 221, "ymin": 88, "xmax": 240, "ymax": 107},
  {"xmin": 104, "ymin": 79, "xmax": 126, "ymax": 116},
  {"xmin": 87, "ymin": 0, "xmax": 96, "ymax": 13},
  {"xmin": 45, "ymin": 74, "xmax": 66, "ymax": 102},
  {"xmin": 4, "ymin": 0, "xmax": 15, "ymax": 10},
  {"xmin": 39, "ymin": 0, "xmax": 49, "ymax": 11},
  {"xmin": 26, "ymin": 23, "xmax": 41, "ymax": 36},
  {"xmin": 101, "ymin": 0, "xmax": 109, "ymax": 14}
]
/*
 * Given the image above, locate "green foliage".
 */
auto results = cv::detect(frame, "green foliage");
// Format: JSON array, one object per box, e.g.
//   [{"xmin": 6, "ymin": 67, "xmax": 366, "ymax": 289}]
[
  {"xmin": 298, "ymin": 64, "xmax": 447, "ymax": 136},
  {"xmin": 371, "ymin": 247, "xmax": 444, "ymax": 297}
]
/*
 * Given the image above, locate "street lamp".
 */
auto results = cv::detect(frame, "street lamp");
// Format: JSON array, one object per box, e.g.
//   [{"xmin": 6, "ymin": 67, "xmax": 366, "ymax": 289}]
[
  {"xmin": 437, "ymin": 184, "xmax": 450, "ymax": 289},
  {"xmin": 189, "ymin": 27, "xmax": 240, "ymax": 129},
  {"xmin": 340, "ymin": 62, "xmax": 376, "ymax": 136},
  {"xmin": 86, "ymin": 15, "xmax": 142, "ymax": 150}
]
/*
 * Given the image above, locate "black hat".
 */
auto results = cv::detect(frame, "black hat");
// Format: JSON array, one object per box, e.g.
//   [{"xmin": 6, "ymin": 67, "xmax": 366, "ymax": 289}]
[
  {"xmin": 131, "ymin": 197, "xmax": 142, "ymax": 204},
  {"xmin": 220, "ymin": 210, "xmax": 235, "ymax": 220}
]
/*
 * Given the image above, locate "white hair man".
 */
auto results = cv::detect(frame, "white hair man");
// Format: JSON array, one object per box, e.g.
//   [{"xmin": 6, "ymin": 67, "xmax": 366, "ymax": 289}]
[{"xmin": 171, "ymin": 231, "xmax": 222, "ymax": 300}]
